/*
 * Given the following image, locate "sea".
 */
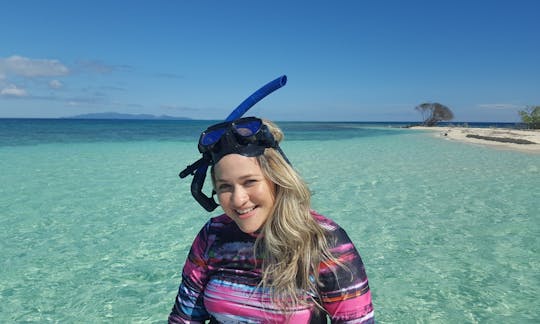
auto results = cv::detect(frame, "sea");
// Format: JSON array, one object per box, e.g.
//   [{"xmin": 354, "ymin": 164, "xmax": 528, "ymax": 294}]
[{"xmin": 1, "ymin": 119, "xmax": 538, "ymax": 323}]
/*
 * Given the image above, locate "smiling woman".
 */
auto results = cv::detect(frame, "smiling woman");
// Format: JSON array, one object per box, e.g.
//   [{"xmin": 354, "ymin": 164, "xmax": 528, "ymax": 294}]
[{"xmin": 168, "ymin": 118, "xmax": 374, "ymax": 323}]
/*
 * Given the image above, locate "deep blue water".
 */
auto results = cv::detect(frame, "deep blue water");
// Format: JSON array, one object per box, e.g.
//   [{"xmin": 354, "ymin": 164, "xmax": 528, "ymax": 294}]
[{"xmin": 0, "ymin": 118, "xmax": 521, "ymax": 146}]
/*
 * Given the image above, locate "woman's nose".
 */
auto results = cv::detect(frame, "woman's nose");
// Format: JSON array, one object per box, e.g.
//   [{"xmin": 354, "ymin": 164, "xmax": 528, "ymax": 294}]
[{"xmin": 231, "ymin": 186, "xmax": 248, "ymax": 207}]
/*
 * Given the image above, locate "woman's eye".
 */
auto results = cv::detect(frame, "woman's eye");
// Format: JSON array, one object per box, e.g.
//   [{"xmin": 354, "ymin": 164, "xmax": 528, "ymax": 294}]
[
  {"xmin": 217, "ymin": 184, "xmax": 232, "ymax": 191},
  {"xmin": 244, "ymin": 179, "xmax": 258, "ymax": 186}
]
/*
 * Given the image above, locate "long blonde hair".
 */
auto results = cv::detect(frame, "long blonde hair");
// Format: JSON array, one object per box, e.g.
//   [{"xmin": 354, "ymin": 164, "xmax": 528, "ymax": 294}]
[{"xmin": 254, "ymin": 120, "xmax": 338, "ymax": 310}]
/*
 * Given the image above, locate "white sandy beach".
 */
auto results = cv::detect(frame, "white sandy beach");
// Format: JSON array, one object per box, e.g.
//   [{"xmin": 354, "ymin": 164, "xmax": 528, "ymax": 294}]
[{"xmin": 411, "ymin": 126, "xmax": 540, "ymax": 153}]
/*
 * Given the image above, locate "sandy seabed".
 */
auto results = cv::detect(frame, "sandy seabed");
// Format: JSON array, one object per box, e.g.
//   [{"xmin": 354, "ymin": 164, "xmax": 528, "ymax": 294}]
[{"xmin": 411, "ymin": 126, "xmax": 540, "ymax": 154}]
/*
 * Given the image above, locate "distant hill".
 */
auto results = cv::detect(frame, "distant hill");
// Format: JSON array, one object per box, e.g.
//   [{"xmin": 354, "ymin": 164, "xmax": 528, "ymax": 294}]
[{"xmin": 63, "ymin": 112, "xmax": 191, "ymax": 120}]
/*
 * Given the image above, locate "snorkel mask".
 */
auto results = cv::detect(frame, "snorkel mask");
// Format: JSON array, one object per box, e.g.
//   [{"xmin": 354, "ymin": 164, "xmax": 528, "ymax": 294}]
[
  {"xmin": 179, "ymin": 76, "xmax": 288, "ymax": 212},
  {"xmin": 198, "ymin": 116, "xmax": 289, "ymax": 165}
]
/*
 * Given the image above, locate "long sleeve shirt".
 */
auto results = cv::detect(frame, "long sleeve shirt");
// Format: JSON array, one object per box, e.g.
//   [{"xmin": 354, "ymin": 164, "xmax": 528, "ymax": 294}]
[{"xmin": 169, "ymin": 210, "xmax": 374, "ymax": 323}]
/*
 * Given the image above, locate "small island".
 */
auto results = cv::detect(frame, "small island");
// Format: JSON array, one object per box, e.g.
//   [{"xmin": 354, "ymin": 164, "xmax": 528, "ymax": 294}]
[
  {"xmin": 411, "ymin": 126, "xmax": 540, "ymax": 153},
  {"xmin": 410, "ymin": 103, "xmax": 540, "ymax": 153}
]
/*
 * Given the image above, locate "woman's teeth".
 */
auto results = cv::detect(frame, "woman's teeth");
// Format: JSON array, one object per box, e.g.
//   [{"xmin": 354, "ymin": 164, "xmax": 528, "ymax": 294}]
[{"xmin": 236, "ymin": 207, "xmax": 255, "ymax": 214}]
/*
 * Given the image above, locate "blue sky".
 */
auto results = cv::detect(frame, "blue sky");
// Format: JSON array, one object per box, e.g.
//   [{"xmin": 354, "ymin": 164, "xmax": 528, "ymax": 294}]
[{"xmin": 1, "ymin": 0, "xmax": 538, "ymax": 122}]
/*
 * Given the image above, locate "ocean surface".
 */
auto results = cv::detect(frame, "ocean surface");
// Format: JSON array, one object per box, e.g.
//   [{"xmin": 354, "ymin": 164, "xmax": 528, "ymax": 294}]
[{"xmin": 1, "ymin": 119, "xmax": 538, "ymax": 323}]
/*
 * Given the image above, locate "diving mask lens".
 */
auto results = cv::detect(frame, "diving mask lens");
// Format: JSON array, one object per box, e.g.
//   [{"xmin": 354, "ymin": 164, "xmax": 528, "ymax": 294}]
[
  {"xmin": 233, "ymin": 118, "xmax": 262, "ymax": 137},
  {"xmin": 198, "ymin": 117, "xmax": 263, "ymax": 152},
  {"xmin": 199, "ymin": 126, "xmax": 227, "ymax": 146}
]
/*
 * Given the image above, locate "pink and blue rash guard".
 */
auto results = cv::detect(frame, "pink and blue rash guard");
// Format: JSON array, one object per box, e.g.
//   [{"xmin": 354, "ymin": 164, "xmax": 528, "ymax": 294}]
[{"xmin": 169, "ymin": 211, "xmax": 374, "ymax": 323}]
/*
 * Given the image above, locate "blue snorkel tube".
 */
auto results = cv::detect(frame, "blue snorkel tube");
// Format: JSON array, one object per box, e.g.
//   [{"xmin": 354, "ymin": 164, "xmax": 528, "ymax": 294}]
[{"xmin": 179, "ymin": 75, "xmax": 287, "ymax": 211}]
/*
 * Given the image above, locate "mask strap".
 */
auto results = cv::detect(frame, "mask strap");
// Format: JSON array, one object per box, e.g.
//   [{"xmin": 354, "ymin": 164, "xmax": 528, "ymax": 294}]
[{"xmin": 190, "ymin": 164, "xmax": 219, "ymax": 212}]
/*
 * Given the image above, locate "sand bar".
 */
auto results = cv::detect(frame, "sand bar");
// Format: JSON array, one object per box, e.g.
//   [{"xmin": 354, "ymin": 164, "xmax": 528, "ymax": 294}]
[{"xmin": 411, "ymin": 126, "xmax": 540, "ymax": 154}]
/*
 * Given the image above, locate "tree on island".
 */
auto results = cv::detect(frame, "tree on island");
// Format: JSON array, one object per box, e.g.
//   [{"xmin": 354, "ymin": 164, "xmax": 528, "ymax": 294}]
[
  {"xmin": 518, "ymin": 105, "xmax": 540, "ymax": 129},
  {"xmin": 415, "ymin": 102, "xmax": 454, "ymax": 126}
]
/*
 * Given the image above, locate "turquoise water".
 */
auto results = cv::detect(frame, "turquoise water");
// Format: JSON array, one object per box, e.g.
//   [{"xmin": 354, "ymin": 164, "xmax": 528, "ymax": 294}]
[{"xmin": 1, "ymin": 120, "xmax": 538, "ymax": 323}]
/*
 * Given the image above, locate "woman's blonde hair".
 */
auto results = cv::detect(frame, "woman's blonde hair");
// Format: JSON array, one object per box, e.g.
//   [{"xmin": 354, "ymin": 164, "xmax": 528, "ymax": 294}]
[{"xmin": 254, "ymin": 120, "xmax": 339, "ymax": 311}]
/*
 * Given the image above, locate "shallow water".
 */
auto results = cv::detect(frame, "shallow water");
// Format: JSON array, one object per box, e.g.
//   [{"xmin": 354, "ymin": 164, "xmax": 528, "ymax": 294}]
[{"xmin": 0, "ymin": 120, "xmax": 538, "ymax": 323}]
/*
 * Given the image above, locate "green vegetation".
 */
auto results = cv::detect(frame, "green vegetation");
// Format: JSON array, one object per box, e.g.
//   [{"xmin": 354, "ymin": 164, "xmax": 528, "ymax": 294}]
[
  {"xmin": 518, "ymin": 105, "xmax": 540, "ymax": 129},
  {"xmin": 415, "ymin": 102, "xmax": 454, "ymax": 126}
]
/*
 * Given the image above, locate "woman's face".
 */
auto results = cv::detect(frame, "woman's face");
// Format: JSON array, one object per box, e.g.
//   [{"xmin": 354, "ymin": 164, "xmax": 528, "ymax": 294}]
[{"xmin": 213, "ymin": 154, "xmax": 276, "ymax": 233}]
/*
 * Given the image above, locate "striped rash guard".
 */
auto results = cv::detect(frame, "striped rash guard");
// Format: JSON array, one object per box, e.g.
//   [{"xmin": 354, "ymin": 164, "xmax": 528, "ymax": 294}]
[{"xmin": 169, "ymin": 211, "xmax": 374, "ymax": 323}]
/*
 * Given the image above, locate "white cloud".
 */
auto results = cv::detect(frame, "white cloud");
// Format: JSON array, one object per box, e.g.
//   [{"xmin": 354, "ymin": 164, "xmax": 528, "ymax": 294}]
[
  {"xmin": 0, "ymin": 55, "xmax": 69, "ymax": 77},
  {"xmin": 75, "ymin": 59, "xmax": 131, "ymax": 74},
  {"xmin": 1, "ymin": 84, "xmax": 28, "ymax": 97},
  {"xmin": 478, "ymin": 103, "xmax": 521, "ymax": 110},
  {"xmin": 49, "ymin": 79, "xmax": 63, "ymax": 89}
]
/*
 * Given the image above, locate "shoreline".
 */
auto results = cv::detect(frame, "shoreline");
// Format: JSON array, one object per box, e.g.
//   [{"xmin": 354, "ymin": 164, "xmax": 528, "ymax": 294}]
[{"xmin": 410, "ymin": 126, "xmax": 540, "ymax": 154}]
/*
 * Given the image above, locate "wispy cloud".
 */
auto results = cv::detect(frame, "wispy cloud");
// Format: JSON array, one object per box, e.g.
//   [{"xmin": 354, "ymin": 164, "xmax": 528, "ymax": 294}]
[
  {"xmin": 153, "ymin": 72, "xmax": 184, "ymax": 79},
  {"xmin": 49, "ymin": 79, "xmax": 63, "ymax": 89},
  {"xmin": 477, "ymin": 103, "xmax": 522, "ymax": 110},
  {"xmin": 0, "ymin": 55, "xmax": 69, "ymax": 99},
  {"xmin": 0, "ymin": 55, "xmax": 145, "ymax": 114},
  {"xmin": 0, "ymin": 55, "xmax": 69, "ymax": 77},
  {"xmin": 74, "ymin": 60, "xmax": 133, "ymax": 74},
  {"xmin": 0, "ymin": 55, "xmax": 133, "ymax": 104},
  {"xmin": 81, "ymin": 85, "xmax": 126, "ymax": 93},
  {"xmin": 0, "ymin": 84, "xmax": 28, "ymax": 97}
]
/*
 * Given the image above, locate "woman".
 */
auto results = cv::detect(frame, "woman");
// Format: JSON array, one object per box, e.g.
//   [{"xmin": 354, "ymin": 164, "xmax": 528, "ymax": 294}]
[{"xmin": 169, "ymin": 117, "xmax": 374, "ymax": 323}]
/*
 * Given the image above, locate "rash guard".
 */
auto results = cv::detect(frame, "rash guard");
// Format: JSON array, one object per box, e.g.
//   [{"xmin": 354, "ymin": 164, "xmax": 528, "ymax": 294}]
[{"xmin": 169, "ymin": 211, "xmax": 374, "ymax": 323}]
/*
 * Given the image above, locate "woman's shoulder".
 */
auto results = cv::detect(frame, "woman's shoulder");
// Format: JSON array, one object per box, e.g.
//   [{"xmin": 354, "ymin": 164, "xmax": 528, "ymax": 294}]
[
  {"xmin": 310, "ymin": 210, "xmax": 355, "ymax": 246},
  {"xmin": 310, "ymin": 210, "xmax": 341, "ymax": 231}
]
